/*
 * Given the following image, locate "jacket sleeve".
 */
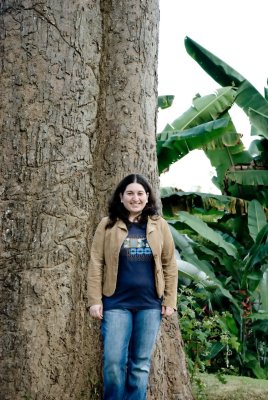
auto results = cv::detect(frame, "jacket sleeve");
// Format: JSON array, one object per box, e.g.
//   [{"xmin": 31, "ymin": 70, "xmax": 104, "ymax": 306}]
[
  {"xmin": 161, "ymin": 218, "xmax": 178, "ymax": 310},
  {"xmin": 87, "ymin": 217, "xmax": 107, "ymax": 307}
]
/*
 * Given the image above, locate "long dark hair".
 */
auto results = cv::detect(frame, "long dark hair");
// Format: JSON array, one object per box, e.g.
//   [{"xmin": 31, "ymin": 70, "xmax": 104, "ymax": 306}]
[{"xmin": 106, "ymin": 174, "xmax": 159, "ymax": 228}]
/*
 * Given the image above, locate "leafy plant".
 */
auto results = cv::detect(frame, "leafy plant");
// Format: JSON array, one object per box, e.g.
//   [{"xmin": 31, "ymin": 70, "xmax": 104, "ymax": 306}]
[
  {"xmin": 183, "ymin": 36, "xmax": 268, "ymax": 203},
  {"xmin": 159, "ymin": 125, "xmax": 268, "ymax": 377},
  {"xmin": 169, "ymin": 195, "xmax": 268, "ymax": 377},
  {"xmin": 177, "ymin": 286, "xmax": 239, "ymax": 378},
  {"xmin": 158, "ymin": 37, "xmax": 268, "ymax": 379},
  {"xmin": 157, "ymin": 87, "xmax": 237, "ymax": 174}
]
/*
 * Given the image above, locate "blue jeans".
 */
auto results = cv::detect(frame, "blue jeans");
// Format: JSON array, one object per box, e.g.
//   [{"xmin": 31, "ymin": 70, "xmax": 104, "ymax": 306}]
[{"xmin": 101, "ymin": 309, "xmax": 162, "ymax": 400}]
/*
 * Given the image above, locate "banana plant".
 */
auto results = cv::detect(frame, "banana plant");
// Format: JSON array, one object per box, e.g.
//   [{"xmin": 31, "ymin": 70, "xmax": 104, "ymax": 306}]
[
  {"xmin": 157, "ymin": 37, "xmax": 268, "ymax": 377},
  {"xmin": 184, "ymin": 36, "xmax": 268, "ymax": 204}
]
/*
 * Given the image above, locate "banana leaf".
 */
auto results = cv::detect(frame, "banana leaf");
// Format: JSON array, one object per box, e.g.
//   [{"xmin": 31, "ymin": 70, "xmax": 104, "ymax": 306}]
[
  {"xmin": 200, "ymin": 111, "xmax": 254, "ymax": 193},
  {"xmin": 203, "ymin": 123, "xmax": 244, "ymax": 151},
  {"xmin": 204, "ymin": 342, "xmax": 225, "ymax": 360},
  {"xmin": 248, "ymin": 200, "xmax": 267, "ymax": 242},
  {"xmin": 242, "ymin": 225, "xmax": 268, "ymax": 287},
  {"xmin": 248, "ymin": 138, "xmax": 268, "ymax": 160},
  {"xmin": 161, "ymin": 87, "xmax": 236, "ymax": 132},
  {"xmin": 255, "ymin": 223, "xmax": 268, "ymax": 245},
  {"xmin": 177, "ymin": 258, "xmax": 216, "ymax": 288},
  {"xmin": 184, "ymin": 36, "xmax": 244, "ymax": 87},
  {"xmin": 168, "ymin": 224, "xmax": 196, "ymax": 257},
  {"xmin": 158, "ymin": 95, "xmax": 175, "ymax": 109},
  {"xmin": 161, "ymin": 187, "xmax": 248, "ymax": 217},
  {"xmin": 176, "ymin": 211, "xmax": 238, "ymax": 258},
  {"xmin": 259, "ymin": 267, "xmax": 268, "ymax": 312},
  {"xmin": 184, "ymin": 36, "xmax": 268, "ymax": 122},
  {"xmin": 250, "ymin": 361, "xmax": 268, "ymax": 380},
  {"xmin": 169, "ymin": 220, "xmax": 238, "ymax": 305},
  {"xmin": 250, "ymin": 311, "xmax": 268, "ymax": 321},
  {"xmin": 157, "ymin": 87, "xmax": 239, "ymax": 175},
  {"xmin": 227, "ymin": 170, "xmax": 268, "ymax": 186},
  {"xmin": 205, "ymin": 139, "xmax": 252, "ymax": 191},
  {"xmin": 227, "ymin": 185, "xmax": 268, "ymax": 206},
  {"xmin": 248, "ymin": 108, "xmax": 268, "ymax": 140},
  {"xmin": 209, "ymin": 152, "xmax": 252, "ymax": 190},
  {"xmin": 157, "ymin": 117, "xmax": 231, "ymax": 173},
  {"xmin": 246, "ymin": 226, "xmax": 268, "ymax": 269},
  {"xmin": 246, "ymin": 243, "xmax": 268, "ymax": 270}
]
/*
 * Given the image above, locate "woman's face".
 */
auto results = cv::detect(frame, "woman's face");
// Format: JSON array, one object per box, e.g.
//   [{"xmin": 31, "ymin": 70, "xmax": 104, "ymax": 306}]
[{"xmin": 120, "ymin": 183, "xmax": 149, "ymax": 219}]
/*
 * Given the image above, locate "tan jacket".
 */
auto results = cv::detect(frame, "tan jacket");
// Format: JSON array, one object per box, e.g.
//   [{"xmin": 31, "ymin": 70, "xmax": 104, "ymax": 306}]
[{"xmin": 87, "ymin": 216, "xmax": 178, "ymax": 309}]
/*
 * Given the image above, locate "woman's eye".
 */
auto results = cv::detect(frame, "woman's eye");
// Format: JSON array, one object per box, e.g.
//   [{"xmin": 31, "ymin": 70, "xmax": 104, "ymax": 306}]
[{"xmin": 125, "ymin": 192, "xmax": 145, "ymax": 196}]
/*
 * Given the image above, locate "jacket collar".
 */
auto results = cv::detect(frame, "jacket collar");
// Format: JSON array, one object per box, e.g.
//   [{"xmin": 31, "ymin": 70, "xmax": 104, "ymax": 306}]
[
  {"xmin": 117, "ymin": 219, "xmax": 128, "ymax": 230},
  {"xmin": 147, "ymin": 216, "xmax": 158, "ymax": 234}
]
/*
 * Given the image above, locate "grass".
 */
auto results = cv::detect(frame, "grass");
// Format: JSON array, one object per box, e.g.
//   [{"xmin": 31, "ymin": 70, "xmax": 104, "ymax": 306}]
[{"xmin": 193, "ymin": 373, "xmax": 268, "ymax": 400}]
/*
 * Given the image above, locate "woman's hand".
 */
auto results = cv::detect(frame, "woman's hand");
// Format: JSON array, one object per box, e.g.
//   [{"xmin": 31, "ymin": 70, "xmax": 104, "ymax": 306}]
[
  {"xmin": 161, "ymin": 305, "xmax": 174, "ymax": 317},
  {"xmin": 89, "ymin": 304, "xmax": 103, "ymax": 320}
]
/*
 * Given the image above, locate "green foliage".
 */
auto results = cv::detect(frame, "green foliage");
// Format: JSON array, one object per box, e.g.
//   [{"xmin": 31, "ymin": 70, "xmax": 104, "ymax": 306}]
[
  {"xmin": 177, "ymin": 211, "xmax": 238, "ymax": 258},
  {"xmin": 248, "ymin": 108, "xmax": 268, "ymax": 140},
  {"xmin": 158, "ymin": 36, "xmax": 268, "ymax": 380},
  {"xmin": 184, "ymin": 36, "xmax": 268, "ymax": 119},
  {"xmin": 248, "ymin": 199, "xmax": 267, "ymax": 242},
  {"xmin": 157, "ymin": 87, "xmax": 237, "ymax": 174},
  {"xmin": 177, "ymin": 286, "xmax": 240, "ymax": 379},
  {"xmin": 157, "ymin": 95, "xmax": 175, "ymax": 109},
  {"xmin": 169, "ymin": 198, "xmax": 268, "ymax": 378},
  {"xmin": 162, "ymin": 87, "xmax": 236, "ymax": 131},
  {"xmin": 159, "ymin": 36, "xmax": 268, "ymax": 202},
  {"xmin": 157, "ymin": 118, "xmax": 231, "ymax": 174}
]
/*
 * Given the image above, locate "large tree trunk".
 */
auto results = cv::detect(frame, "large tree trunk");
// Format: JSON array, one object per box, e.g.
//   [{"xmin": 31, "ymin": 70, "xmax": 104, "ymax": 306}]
[{"xmin": 0, "ymin": 1, "xmax": 194, "ymax": 399}]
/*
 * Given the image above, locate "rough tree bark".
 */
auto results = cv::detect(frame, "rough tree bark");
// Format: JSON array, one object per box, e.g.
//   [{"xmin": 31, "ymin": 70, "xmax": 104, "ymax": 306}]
[{"xmin": 0, "ymin": 1, "xmax": 194, "ymax": 399}]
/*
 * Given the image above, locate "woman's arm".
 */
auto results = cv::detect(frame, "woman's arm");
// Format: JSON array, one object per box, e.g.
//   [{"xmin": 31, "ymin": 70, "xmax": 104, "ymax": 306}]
[
  {"xmin": 87, "ymin": 218, "xmax": 107, "ymax": 308},
  {"xmin": 160, "ymin": 219, "xmax": 178, "ymax": 310}
]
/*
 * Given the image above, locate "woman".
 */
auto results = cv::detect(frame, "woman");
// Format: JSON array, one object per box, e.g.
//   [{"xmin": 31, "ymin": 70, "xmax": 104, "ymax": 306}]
[{"xmin": 87, "ymin": 174, "xmax": 178, "ymax": 400}]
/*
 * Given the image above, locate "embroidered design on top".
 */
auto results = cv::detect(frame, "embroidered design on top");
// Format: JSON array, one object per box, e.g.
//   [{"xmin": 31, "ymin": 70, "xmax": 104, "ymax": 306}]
[{"xmin": 123, "ymin": 237, "xmax": 152, "ymax": 259}]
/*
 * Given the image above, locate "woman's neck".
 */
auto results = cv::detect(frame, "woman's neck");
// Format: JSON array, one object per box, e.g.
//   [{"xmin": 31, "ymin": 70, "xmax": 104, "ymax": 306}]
[{"xmin": 128, "ymin": 213, "xmax": 141, "ymax": 222}]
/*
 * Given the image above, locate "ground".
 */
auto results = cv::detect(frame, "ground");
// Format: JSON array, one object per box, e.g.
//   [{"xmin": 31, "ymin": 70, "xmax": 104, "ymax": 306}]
[{"xmin": 193, "ymin": 373, "xmax": 268, "ymax": 400}]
